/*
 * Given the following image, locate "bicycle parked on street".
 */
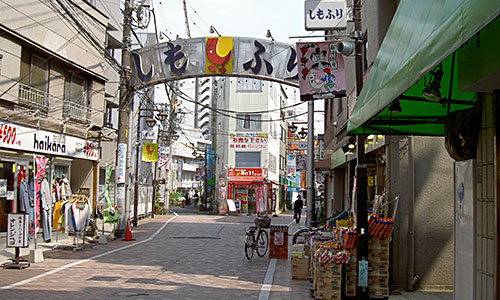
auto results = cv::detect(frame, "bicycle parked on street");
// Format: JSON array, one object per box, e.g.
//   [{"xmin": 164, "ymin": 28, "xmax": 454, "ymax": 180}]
[{"xmin": 244, "ymin": 215, "xmax": 271, "ymax": 260}]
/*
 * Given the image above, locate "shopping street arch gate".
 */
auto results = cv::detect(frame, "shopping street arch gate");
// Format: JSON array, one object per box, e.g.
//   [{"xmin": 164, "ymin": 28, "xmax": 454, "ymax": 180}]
[{"xmin": 130, "ymin": 37, "xmax": 299, "ymax": 89}]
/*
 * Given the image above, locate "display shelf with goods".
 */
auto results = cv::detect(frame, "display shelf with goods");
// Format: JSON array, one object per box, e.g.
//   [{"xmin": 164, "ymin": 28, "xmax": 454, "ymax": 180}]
[{"xmin": 289, "ymin": 202, "xmax": 397, "ymax": 300}]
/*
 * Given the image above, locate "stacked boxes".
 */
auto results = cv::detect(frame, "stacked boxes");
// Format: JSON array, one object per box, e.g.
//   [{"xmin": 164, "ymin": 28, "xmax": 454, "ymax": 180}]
[
  {"xmin": 314, "ymin": 261, "xmax": 342, "ymax": 299},
  {"xmin": 269, "ymin": 225, "xmax": 288, "ymax": 259},
  {"xmin": 344, "ymin": 248, "xmax": 357, "ymax": 297},
  {"xmin": 309, "ymin": 238, "xmax": 342, "ymax": 300},
  {"xmin": 291, "ymin": 244, "xmax": 308, "ymax": 280},
  {"xmin": 368, "ymin": 237, "xmax": 390, "ymax": 298}
]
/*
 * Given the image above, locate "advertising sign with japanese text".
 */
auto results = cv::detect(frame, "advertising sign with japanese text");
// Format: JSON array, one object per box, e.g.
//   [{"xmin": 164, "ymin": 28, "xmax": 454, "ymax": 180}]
[
  {"xmin": 229, "ymin": 132, "xmax": 268, "ymax": 149},
  {"xmin": 305, "ymin": 0, "xmax": 347, "ymax": 30},
  {"xmin": 7, "ymin": 213, "xmax": 29, "ymax": 247},
  {"xmin": 131, "ymin": 37, "xmax": 298, "ymax": 88},
  {"xmin": 228, "ymin": 168, "xmax": 267, "ymax": 179},
  {"xmin": 296, "ymin": 41, "xmax": 346, "ymax": 100},
  {"xmin": 116, "ymin": 143, "xmax": 127, "ymax": 184},
  {"xmin": 0, "ymin": 121, "xmax": 99, "ymax": 160},
  {"xmin": 296, "ymin": 154, "xmax": 307, "ymax": 171}
]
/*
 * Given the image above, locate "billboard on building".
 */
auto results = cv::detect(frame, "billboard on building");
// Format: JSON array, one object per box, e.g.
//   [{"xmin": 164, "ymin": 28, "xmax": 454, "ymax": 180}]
[{"xmin": 229, "ymin": 132, "xmax": 268, "ymax": 149}]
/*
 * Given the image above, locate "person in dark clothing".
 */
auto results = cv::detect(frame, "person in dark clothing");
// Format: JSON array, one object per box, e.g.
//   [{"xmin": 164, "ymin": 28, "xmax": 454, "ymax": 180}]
[{"xmin": 293, "ymin": 196, "xmax": 304, "ymax": 224}]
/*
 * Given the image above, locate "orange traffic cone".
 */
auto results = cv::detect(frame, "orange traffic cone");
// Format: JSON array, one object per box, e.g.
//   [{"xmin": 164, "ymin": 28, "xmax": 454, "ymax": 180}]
[{"xmin": 122, "ymin": 218, "xmax": 136, "ymax": 241}]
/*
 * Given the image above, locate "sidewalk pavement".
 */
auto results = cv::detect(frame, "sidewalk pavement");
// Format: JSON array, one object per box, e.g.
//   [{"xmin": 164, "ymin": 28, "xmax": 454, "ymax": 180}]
[{"xmin": 0, "ymin": 219, "xmax": 116, "ymax": 266}]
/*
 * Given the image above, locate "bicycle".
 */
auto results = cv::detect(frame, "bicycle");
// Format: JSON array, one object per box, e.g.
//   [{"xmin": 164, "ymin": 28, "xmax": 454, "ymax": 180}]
[{"xmin": 244, "ymin": 215, "xmax": 270, "ymax": 260}]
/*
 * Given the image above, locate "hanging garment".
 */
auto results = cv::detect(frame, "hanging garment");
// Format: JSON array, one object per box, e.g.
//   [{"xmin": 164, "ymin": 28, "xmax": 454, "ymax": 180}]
[
  {"xmin": 60, "ymin": 179, "xmax": 72, "ymax": 199},
  {"xmin": 41, "ymin": 201, "xmax": 52, "ymax": 241},
  {"xmin": 52, "ymin": 201, "xmax": 62, "ymax": 230},
  {"xmin": 41, "ymin": 178, "xmax": 53, "ymax": 206},
  {"xmin": 19, "ymin": 179, "xmax": 34, "ymax": 240},
  {"xmin": 71, "ymin": 200, "xmax": 90, "ymax": 232}
]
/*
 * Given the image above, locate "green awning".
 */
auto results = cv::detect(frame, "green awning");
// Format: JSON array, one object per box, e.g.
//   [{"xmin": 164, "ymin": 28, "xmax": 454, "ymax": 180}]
[{"xmin": 348, "ymin": 0, "xmax": 500, "ymax": 136}]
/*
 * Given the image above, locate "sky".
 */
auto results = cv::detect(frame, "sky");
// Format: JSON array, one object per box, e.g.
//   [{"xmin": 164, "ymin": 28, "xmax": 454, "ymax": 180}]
[
  {"xmin": 150, "ymin": 0, "xmax": 323, "ymax": 43},
  {"xmin": 149, "ymin": 0, "xmax": 325, "ymax": 133}
]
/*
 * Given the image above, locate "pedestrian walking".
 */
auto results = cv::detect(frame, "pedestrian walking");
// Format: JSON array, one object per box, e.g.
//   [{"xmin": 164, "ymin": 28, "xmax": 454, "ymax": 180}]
[{"xmin": 293, "ymin": 195, "xmax": 304, "ymax": 224}]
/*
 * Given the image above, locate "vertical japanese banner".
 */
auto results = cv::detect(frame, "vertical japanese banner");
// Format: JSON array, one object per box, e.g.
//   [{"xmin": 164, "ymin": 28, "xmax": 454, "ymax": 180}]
[
  {"xmin": 33, "ymin": 156, "xmax": 47, "ymax": 235},
  {"xmin": 218, "ymin": 187, "xmax": 227, "ymax": 215},
  {"xmin": 256, "ymin": 185, "xmax": 268, "ymax": 213}
]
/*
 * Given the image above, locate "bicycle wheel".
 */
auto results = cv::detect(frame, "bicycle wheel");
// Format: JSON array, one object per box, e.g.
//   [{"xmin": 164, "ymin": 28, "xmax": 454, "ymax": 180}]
[
  {"xmin": 245, "ymin": 233, "xmax": 255, "ymax": 260},
  {"xmin": 256, "ymin": 230, "xmax": 268, "ymax": 257},
  {"xmin": 292, "ymin": 227, "xmax": 310, "ymax": 245}
]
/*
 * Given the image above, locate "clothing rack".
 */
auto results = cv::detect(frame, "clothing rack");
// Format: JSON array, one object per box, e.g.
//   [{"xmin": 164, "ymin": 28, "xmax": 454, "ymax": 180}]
[{"xmin": 51, "ymin": 194, "xmax": 90, "ymax": 252}]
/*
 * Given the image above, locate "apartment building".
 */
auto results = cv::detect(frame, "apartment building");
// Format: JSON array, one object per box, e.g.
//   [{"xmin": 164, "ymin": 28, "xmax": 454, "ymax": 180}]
[{"xmin": 214, "ymin": 78, "xmax": 288, "ymax": 214}]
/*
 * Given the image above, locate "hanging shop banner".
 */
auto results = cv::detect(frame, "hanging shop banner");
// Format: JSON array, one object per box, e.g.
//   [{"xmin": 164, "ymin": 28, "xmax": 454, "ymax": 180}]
[
  {"xmin": 271, "ymin": 188, "xmax": 277, "ymax": 213},
  {"xmin": 304, "ymin": 0, "xmax": 348, "ymax": 30},
  {"xmin": 296, "ymin": 154, "xmax": 307, "ymax": 171},
  {"xmin": 158, "ymin": 155, "xmax": 169, "ymax": 169},
  {"xmin": 104, "ymin": 165, "xmax": 120, "ymax": 224},
  {"xmin": 229, "ymin": 132, "xmax": 268, "ymax": 149},
  {"xmin": 7, "ymin": 213, "xmax": 29, "ymax": 247},
  {"xmin": 116, "ymin": 143, "xmax": 127, "ymax": 184},
  {"xmin": 0, "ymin": 121, "xmax": 98, "ymax": 160},
  {"xmin": 33, "ymin": 156, "xmax": 47, "ymax": 235},
  {"xmin": 296, "ymin": 41, "xmax": 346, "ymax": 100},
  {"xmin": 176, "ymin": 159, "xmax": 184, "ymax": 181},
  {"xmin": 256, "ymin": 185, "xmax": 268, "ymax": 213},
  {"xmin": 130, "ymin": 37, "xmax": 298, "ymax": 88},
  {"xmin": 206, "ymin": 148, "xmax": 215, "ymax": 186},
  {"xmin": 142, "ymin": 143, "xmax": 158, "ymax": 162},
  {"xmin": 228, "ymin": 168, "xmax": 267, "ymax": 180}
]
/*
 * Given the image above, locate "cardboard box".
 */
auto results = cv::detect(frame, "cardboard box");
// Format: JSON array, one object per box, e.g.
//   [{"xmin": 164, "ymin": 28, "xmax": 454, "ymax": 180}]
[
  {"xmin": 316, "ymin": 290, "xmax": 341, "ymax": 300},
  {"xmin": 317, "ymin": 263, "xmax": 342, "ymax": 277},
  {"xmin": 368, "ymin": 261, "xmax": 389, "ymax": 276}
]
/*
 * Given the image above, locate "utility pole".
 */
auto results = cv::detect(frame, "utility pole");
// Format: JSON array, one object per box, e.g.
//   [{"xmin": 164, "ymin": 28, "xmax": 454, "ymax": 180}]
[
  {"xmin": 115, "ymin": 0, "xmax": 133, "ymax": 237},
  {"xmin": 353, "ymin": 0, "xmax": 369, "ymax": 299},
  {"xmin": 306, "ymin": 99, "xmax": 315, "ymax": 226}
]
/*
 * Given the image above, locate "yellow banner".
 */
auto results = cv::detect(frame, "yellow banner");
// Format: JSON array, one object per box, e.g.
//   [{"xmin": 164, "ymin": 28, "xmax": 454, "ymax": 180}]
[{"xmin": 142, "ymin": 143, "xmax": 158, "ymax": 162}]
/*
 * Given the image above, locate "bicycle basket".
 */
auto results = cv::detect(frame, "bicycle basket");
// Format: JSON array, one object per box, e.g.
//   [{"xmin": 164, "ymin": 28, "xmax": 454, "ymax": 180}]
[{"xmin": 255, "ymin": 216, "xmax": 271, "ymax": 228}]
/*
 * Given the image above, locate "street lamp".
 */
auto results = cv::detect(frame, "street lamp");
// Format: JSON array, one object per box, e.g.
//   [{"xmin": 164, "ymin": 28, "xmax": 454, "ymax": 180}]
[{"xmin": 145, "ymin": 117, "xmax": 156, "ymax": 128}]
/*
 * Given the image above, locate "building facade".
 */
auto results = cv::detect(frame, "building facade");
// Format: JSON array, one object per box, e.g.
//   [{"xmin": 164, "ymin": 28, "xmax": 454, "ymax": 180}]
[
  {"xmin": 0, "ymin": 0, "xmax": 119, "ymax": 234},
  {"xmin": 214, "ymin": 78, "xmax": 288, "ymax": 215}
]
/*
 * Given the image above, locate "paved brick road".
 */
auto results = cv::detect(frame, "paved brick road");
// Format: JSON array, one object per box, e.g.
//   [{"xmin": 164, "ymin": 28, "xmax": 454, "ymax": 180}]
[{"xmin": 0, "ymin": 208, "xmax": 297, "ymax": 300}]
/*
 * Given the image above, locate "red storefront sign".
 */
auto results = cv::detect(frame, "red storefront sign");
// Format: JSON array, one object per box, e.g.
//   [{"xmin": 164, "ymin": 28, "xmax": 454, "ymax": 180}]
[{"xmin": 227, "ymin": 168, "xmax": 267, "ymax": 178}]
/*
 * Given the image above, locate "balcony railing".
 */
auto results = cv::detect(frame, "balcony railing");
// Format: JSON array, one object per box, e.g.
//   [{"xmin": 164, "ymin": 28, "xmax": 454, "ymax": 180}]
[
  {"xmin": 18, "ymin": 83, "xmax": 50, "ymax": 111},
  {"xmin": 63, "ymin": 100, "xmax": 92, "ymax": 124}
]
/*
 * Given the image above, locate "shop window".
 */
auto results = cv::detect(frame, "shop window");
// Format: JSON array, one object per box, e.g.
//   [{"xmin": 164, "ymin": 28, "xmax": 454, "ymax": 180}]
[
  {"xmin": 237, "ymin": 78, "xmax": 262, "ymax": 92},
  {"xmin": 237, "ymin": 114, "xmax": 262, "ymax": 131},
  {"xmin": 235, "ymin": 152, "xmax": 261, "ymax": 168},
  {"xmin": 0, "ymin": 161, "xmax": 16, "ymax": 232}
]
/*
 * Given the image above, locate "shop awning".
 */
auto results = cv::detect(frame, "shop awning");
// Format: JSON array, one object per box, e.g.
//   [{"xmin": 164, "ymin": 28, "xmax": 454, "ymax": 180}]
[{"xmin": 348, "ymin": 0, "xmax": 500, "ymax": 136}]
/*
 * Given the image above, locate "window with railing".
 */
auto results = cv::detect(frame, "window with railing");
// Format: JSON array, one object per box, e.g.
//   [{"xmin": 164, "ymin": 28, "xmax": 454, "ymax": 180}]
[
  {"xmin": 18, "ymin": 50, "xmax": 50, "ymax": 111},
  {"xmin": 63, "ymin": 73, "xmax": 91, "ymax": 123}
]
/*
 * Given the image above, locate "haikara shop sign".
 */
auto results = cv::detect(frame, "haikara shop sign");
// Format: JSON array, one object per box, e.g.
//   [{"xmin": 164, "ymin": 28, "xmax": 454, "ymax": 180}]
[
  {"xmin": 228, "ymin": 168, "xmax": 267, "ymax": 178},
  {"xmin": 0, "ymin": 121, "xmax": 98, "ymax": 160}
]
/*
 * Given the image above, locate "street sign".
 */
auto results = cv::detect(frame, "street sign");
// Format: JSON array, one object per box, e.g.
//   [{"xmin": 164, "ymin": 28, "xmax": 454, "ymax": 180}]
[
  {"xmin": 305, "ymin": 0, "xmax": 347, "ymax": 30},
  {"xmin": 141, "ymin": 130, "xmax": 155, "ymax": 140}
]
